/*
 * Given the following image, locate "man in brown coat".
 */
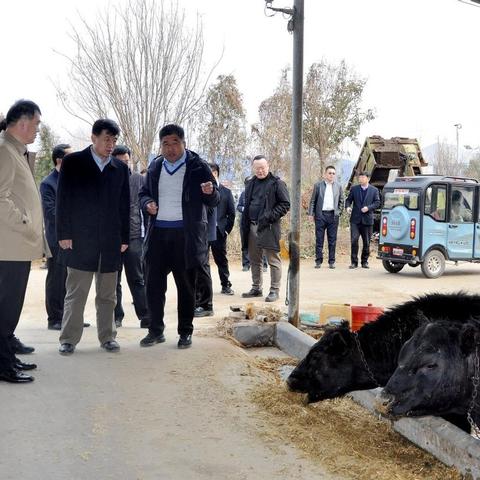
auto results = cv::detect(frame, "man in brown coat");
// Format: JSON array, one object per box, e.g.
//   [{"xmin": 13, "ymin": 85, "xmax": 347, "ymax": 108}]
[{"xmin": 0, "ymin": 99, "xmax": 47, "ymax": 383}]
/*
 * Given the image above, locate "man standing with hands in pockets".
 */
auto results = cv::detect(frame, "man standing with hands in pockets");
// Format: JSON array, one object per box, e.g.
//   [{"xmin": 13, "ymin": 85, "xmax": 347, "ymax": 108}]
[{"xmin": 139, "ymin": 124, "xmax": 219, "ymax": 349}]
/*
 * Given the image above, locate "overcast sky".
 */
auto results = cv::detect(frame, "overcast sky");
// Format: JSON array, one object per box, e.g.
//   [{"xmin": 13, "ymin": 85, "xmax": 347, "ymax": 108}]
[{"xmin": 1, "ymin": 0, "xmax": 479, "ymax": 157}]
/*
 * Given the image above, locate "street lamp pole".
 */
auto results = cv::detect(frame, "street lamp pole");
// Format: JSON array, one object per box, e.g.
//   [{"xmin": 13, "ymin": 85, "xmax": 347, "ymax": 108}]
[
  {"xmin": 265, "ymin": 0, "xmax": 304, "ymax": 327},
  {"xmin": 454, "ymin": 123, "xmax": 462, "ymax": 164}
]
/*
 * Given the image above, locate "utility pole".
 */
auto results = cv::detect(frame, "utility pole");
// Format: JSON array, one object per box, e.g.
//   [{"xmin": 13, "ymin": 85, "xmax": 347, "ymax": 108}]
[
  {"xmin": 265, "ymin": 0, "xmax": 304, "ymax": 327},
  {"xmin": 454, "ymin": 123, "xmax": 462, "ymax": 164}
]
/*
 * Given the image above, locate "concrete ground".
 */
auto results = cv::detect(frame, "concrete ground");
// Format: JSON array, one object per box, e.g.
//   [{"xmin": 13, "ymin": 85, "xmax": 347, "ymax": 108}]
[{"xmin": 2, "ymin": 253, "xmax": 480, "ymax": 479}]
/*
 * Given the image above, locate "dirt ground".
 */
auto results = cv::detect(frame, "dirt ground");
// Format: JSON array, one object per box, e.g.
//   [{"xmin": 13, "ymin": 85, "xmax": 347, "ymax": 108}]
[{"xmin": 2, "ymin": 252, "xmax": 479, "ymax": 480}]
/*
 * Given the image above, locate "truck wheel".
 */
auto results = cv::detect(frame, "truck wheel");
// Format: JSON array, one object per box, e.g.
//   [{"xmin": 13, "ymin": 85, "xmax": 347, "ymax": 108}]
[
  {"xmin": 421, "ymin": 250, "xmax": 445, "ymax": 279},
  {"xmin": 382, "ymin": 260, "xmax": 405, "ymax": 273}
]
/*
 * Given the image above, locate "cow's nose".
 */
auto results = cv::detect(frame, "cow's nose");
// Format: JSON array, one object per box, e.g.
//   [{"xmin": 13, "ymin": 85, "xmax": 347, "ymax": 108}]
[{"xmin": 374, "ymin": 391, "xmax": 394, "ymax": 415}]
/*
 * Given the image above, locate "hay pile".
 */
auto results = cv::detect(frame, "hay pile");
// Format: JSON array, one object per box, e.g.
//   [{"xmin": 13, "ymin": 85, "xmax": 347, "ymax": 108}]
[{"xmin": 250, "ymin": 358, "xmax": 461, "ymax": 480}]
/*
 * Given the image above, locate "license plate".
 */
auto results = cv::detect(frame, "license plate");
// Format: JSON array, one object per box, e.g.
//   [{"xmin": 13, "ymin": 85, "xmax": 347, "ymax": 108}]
[{"xmin": 392, "ymin": 248, "xmax": 404, "ymax": 256}]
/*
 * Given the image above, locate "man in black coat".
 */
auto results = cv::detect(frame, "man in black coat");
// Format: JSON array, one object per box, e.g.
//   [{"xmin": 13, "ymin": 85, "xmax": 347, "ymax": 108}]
[
  {"xmin": 209, "ymin": 163, "xmax": 235, "ymax": 294},
  {"xmin": 194, "ymin": 162, "xmax": 236, "ymax": 318},
  {"xmin": 308, "ymin": 165, "xmax": 344, "ymax": 269},
  {"xmin": 241, "ymin": 155, "xmax": 290, "ymax": 302},
  {"xmin": 111, "ymin": 145, "xmax": 150, "ymax": 329},
  {"xmin": 40, "ymin": 144, "xmax": 72, "ymax": 330},
  {"xmin": 139, "ymin": 124, "xmax": 219, "ymax": 349},
  {"xmin": 345, "ymin": 171, "xmax": 381, "ymax": 269},
  {"xmin": 56, "ymin": 119, "xmax": 130, "ymax": 355}
]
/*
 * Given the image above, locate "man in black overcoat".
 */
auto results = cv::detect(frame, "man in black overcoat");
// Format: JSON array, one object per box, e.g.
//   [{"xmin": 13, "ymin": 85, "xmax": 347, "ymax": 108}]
[{"xmin": 56, "ymin": 119, "xmax": 130, "ymax": 355}]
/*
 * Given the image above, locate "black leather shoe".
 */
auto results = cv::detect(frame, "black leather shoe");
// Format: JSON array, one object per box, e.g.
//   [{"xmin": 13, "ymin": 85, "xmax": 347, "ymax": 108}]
[
  {"xmin": 361, "ymin": 263, "xmax": 370, "ymax": 269},
  {"xmin": 314, "ymin": 263, "xmax": 321, "ymax": 269},
  {"xmin": 194, "ymin": 307, "xmax": 214, "ymax": 317},
  {"xmin": 59, "ymin": 343, "xmax": 75, "ymax": 355},
  {"xmin": 221, "ymin": 287, "xmax": 234, "ymax": 295},
  {"xmin": 329, "ymin": 263, "xmax": 336, "ymax": 269},
  {"xmin": 14, "ymin": 358, "xmax": 37, "ymax": 370},
  {"xmin": 349, "ymin": 264, "xmax": 358, "ymax": 269},
  {"xmin": 83, "ymin": 323, "xmax": 90, "ymax": 328},
  {"xmin": 178, "ymin": 334, "xmax": 192, "ymax": 349},
  {"xmin": 265, "ymin": 291, "xmax": 279, "ymax": 302},
  {"xmin": 0, "ymin": 369, "xmax": 34, "ymax": 383},
  {"xmin": 140, "ymin": 333, "xmax": 165, "ymax": 347},
  {"xmin": 48, "ymin": 322, "xmax": 62, "ymax": 330},
  {"xmin": 242, "ymin": 289, "xmax": 263, "ymax": 298},
  {"xmin": 11, "ymin": 336, "xmax": 35, "ymax": 354},
  {"xmin": 101, "ymin": 340, "xmax": 120, "ymax": 352}
]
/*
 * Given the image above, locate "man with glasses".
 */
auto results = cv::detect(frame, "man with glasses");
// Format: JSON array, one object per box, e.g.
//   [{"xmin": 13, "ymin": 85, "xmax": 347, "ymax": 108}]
[{"xmin": 308, "ymin": 165, "xmax": 344, "ymax": 269}]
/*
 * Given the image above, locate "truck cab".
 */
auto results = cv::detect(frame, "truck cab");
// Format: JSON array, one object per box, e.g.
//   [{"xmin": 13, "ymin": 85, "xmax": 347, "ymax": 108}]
[{"xmin": 378, "ymin": 175, "xmax": 479, "ymax": 278}]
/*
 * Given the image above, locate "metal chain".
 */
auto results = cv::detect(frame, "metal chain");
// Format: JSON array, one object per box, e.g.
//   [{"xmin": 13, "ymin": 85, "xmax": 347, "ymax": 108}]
[
  {"xmin": 467, "ymin": 346, "xmax": 480, "ymax": 437},
  {"xmin": 353, "ymin": 331, "xmax": 380, "ymax": 388}
]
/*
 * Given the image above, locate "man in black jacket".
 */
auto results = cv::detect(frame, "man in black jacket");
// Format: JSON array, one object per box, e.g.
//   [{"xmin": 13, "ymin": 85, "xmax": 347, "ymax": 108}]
[
  {"xmin": 112, "ymin": 145, "xmax": 150, "ymax": 329},
  {"xmin": 241, "ymin": 155, "xmax": 290, "ymax": 302},
  {"xmin": 345, "ymin": 171, "xmax": 381, "ymax": 269},
  {"xmin": 40, "ymin": 143, "xmax": 72, "ymax": 330},
  {"xmin": 194, "ymin": 162, "xmax": 236, "ymax": 317},
  {"xmin": 56, "ymin": 119, "xmax": 130, "ymax": 355},
  {"xmin": 308, "ymin": 165, "xmax": 344, "ymax": 269},
  {"xmin": 139, "ymin": 124, "xmax": 219, "ymax": 349},
  {"xmin": 209, "ymin": 163, "xmax": 235, "ymax": 295}
]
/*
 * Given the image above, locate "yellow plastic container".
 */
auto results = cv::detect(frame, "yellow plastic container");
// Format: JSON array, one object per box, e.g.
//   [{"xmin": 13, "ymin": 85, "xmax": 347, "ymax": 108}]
[{"xmin": 319, "ymin": 303, "xmax": 352, "ymax": 326}]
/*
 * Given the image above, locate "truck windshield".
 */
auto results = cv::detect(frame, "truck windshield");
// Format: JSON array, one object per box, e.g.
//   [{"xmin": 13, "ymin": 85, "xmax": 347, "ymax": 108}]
[{"xmin": 383, "ymin": 189, "xmax": 419, "ymax": 210}]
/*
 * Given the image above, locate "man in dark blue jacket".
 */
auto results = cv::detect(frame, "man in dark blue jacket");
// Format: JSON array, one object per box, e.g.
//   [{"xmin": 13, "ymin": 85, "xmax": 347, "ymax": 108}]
[
  {"xmin": 40, "ymin": 144, "xmax": 72, "ymax": 330},
  {"xmin": 345, "ymin": 171, "xmax": 380, "ymax": 269},
  {"xmin": 56, "ymin": 119, "xmax": 130, "ymax": 355},
  {"xmin": 139, "ymin": 124, "xmax": 219, "ymax": 349}
]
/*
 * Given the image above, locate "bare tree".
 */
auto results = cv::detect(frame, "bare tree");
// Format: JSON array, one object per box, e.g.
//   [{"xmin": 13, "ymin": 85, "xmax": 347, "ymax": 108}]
[
  {"xmin": 434, "ymin": 137, "xmax": 465, "ymax": 176},
  {"xmin": 465, "ymin": 152, "xmax": 480, "ymax": 180},
  {"xmin": 55, "ymin": 0, "xmax": 219, "ymax": 169},
  {"xmin": 198, "ymin": 74, "xmax": 247, "ymax": 179},
  {"xmin": 251, "ymin": 68, "xmax": 292, "ymax": 178},
  {"xmin": 303, "ymin": 59, "xmax": 374, "ymax": 172}
]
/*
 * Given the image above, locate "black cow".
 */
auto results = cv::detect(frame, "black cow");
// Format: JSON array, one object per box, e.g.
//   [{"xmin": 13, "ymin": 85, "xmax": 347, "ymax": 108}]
[
  {"xmin": 287, "ymin": 292, "xmax": 480, "ymax": 404},
  {"xmin": 379, "ymin": 318, "xmax": 480, "ymax": 427}
]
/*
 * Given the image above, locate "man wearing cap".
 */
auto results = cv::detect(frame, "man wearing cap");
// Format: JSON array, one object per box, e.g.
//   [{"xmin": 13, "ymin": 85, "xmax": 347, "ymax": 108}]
[{"xmin": 345, "ymin": 171, "xmax": 380, "ymax": 269}]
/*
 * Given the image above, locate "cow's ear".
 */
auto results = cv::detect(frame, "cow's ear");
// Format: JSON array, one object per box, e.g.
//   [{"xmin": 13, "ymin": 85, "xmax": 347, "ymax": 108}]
[
  {"xmin": 415, "ymin": 310, "xmax": 430, "ymax": 325},
  {"xmin": 328, "ymin": 331, "xmax": 351, "ymax": 355},
  {"xmin": 460, "ymin": 324, "xmax": 478, "ymax": 356}
]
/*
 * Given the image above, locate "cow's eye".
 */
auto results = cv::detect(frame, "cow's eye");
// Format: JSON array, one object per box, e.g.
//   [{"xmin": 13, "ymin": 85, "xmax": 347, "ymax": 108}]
[{"xmin": 426, "ymin": 363, "xmax": 437, "ymax": 370}]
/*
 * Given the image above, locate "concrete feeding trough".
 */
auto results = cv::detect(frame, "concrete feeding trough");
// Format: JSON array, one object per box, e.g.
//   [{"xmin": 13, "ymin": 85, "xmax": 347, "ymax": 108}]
[{"xmin": 272, "ymin": 321, "xmax": 480, "ymax": 479}]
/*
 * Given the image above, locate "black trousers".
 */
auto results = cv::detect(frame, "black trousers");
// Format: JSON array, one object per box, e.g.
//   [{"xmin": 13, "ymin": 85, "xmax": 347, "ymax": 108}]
[
  {"xmin": 45, "ymin": 247, "xmax": 67, "ymax": 326},
  {"xmin": 0, "ymin": 261, "xmax": 31, "ymax": 372},
  {"xmin": 195, "ymin": 262, "xmax": 213, "ymax": 310},
  {"xmin": 115, "ymin": 238, "xmax": 150, "ymax": 322},
  {"xmin": 145, "ymin": 228, "xmax": 196, "ymax": 336},
  {"xmin": 314, "ymin": 212, "xmax": 339, "ymax": 264},
  {"xmin": 210, "ymin": 234, "xmax": 231, "ymax": 288},
  {"xmin": 350, "ymin": 222, "xmax": 373, "ymax": 265}
]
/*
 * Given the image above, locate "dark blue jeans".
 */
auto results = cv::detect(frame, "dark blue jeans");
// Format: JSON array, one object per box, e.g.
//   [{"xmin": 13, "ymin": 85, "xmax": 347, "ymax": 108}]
[{"xmin": 315, "ymin": 212, "xmax": 339, "ymax": 265}]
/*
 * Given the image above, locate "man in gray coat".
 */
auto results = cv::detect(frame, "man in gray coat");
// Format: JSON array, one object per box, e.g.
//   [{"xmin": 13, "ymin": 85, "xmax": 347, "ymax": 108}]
[{"xmin": 308, "ymin": 165, "xmax": 344, "ymax": 269}]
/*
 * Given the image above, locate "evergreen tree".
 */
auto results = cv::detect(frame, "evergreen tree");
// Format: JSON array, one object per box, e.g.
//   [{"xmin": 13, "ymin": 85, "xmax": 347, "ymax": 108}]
[{"xmin": 34, "ymin": 123, "xmax": 59, "ymax": 185}]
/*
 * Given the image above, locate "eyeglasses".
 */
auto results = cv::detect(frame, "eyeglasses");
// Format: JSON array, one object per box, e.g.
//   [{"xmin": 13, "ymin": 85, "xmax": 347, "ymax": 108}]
[{"xmin": 326, "ymin": 171, "xmax": 336, "ymax": 175}]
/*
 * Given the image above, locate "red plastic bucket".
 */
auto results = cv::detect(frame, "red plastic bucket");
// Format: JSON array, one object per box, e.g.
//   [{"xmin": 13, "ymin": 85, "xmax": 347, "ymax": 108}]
[{"xmin": 351, "ymin": 304, "xmax": 384, "ymax": 332}]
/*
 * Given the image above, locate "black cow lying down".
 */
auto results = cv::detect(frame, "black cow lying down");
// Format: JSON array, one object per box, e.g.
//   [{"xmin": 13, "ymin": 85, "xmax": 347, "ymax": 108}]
[
  {"xmin": 379, "ymin": 317, "xmax": 480, "ymax": 428},
  {"xmin": 287, "ymin": 292, "xmax": 480, "ymax": 405}
]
